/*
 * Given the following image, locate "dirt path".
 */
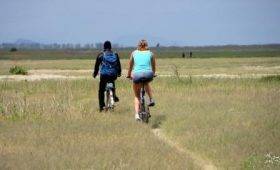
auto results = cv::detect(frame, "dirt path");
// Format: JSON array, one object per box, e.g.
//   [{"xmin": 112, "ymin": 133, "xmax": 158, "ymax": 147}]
[
  {"xmin": 29, "ymin": 69, "xmax": 92, "ymax": 74},
  {"xmin": 158, "ymin": 73, "xmax": 279, "ymax": 79},
  {"xmin": 0, "ymin": 74, "xmax": 89, "ymax": 81},
  {"xmin": 0, "ymin": 69, "xmax": 278, "ymax": 81},
  {"xmin": 152, "ymin": 129, "xmax": 217, "ymax": 170}
]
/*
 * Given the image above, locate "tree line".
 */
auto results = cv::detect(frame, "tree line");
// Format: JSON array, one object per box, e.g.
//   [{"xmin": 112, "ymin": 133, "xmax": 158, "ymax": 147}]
[{"xmin": 0, "ymin": 42, "xmax": 122, "ymax": 50}]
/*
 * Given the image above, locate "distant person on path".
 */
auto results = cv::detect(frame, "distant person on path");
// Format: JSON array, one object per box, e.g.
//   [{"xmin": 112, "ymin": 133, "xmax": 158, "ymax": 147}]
[
  {"xmin": 93, "ymin": 41, "xmax": 121, "ymax": 112},
  {"xmin": 127, "ymin": 39, "xmax": 156, "ymax": 120}
]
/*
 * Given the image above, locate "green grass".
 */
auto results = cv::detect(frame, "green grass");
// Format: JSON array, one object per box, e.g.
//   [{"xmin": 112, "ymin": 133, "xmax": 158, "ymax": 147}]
[
  {"xmin": 9, "ymin": 65, "xmax": 28, "ymax": 75},
  {"xmin": 1, "ymin": 77, "xmax": 279, "ymax": 169},
  {"xmin": 0, "ymin": 57, "xmax": 280, "ymax": 75},
  {"xmin": 155, "ymin": 77, "xmax": 280, "ymax": 169},
  {"xmin": 0, "ymin": 80, "xmax": 194, "ymax": 170},
  {"xmin": 1, "ymin": 48, "xmax": 280, "ymax": 60},
  {"xmin": 1, "ymin": 53, "xmax": 280, "ymax": 169}
]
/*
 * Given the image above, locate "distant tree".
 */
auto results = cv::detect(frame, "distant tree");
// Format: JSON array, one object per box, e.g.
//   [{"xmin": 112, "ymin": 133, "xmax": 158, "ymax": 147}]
[
  {"xmin": 84, "ymin": 44, "xmax": 91, "ymax": 49},
  {"xmin": 182, "ymin": 52, "xmax": 185, "ymax": 58},
  {"xmin": 189, "ymin": 51, "xmax": 193, "ymax": 58},
  {"xmin": 75, "ymin": 43, "xmax": 81, "ymax": 49},
  {"xmin": 66, "ymin": 43, "xmax": 74, "ymax": 49},
  {"xmin": 10, "ymin": 47, "xmax": 18, "ymax": 52},
  {"xmin": 112, "ymin": 43, "xmax": 120, "ymax": 49},
  {"xmin": 62, "ymin": 44, "xmax": 67, "ymax": 49},
  {"xmin": 52, "ymin": 43, "xmax": 61, "ymax": 49},
  {"xmin": 95, "ymin": 42, "xmax": 103, "ymax": 50}
]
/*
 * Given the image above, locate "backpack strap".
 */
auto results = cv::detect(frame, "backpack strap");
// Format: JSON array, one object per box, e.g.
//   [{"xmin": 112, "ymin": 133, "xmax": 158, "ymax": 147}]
[
  {"xmin": 103, "ymin": 51, "xmax": 112, "ymax": 58},
  {"xmin": 102, "ymin": 52, "xmax": 106, "ymax": 63}
]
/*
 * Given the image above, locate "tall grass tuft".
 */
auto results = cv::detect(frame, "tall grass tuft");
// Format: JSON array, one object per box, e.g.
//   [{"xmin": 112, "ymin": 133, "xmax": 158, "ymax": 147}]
[
  {"xmin": 9, "ymin": 65, "xmax": 28, "ymax": 75},
  {"xmin": 260, "ymin": 75, "xmax": 280, "ymax": 82}
]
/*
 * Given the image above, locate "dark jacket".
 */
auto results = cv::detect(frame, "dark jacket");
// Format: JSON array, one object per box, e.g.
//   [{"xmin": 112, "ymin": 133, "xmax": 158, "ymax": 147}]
[{"xmin": 93, "ymin": 50, "xmax": 121, "ymax": 78}]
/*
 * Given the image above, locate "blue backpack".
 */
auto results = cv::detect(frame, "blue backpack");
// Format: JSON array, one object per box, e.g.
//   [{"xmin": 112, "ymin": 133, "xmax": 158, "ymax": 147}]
[{"xmin": 100, "ymin": 52, "xmax": 118, "ymax": 76}]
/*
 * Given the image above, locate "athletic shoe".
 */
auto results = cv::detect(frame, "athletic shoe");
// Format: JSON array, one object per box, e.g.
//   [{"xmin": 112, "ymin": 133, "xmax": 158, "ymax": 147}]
[
  {"xmin": 148, "ymin": 98, "xmax": 155, "ymax": 107},
  {"xmin": 114, "ymin": 96, "xmax": 119, "ymax": 102},
  {"xmin": 135, "ymin": 113, "xmax": 141, "ymax": 121},
  {"xmin": 99, "ymin": 106, "xmax": 105, "ymax": 112}
]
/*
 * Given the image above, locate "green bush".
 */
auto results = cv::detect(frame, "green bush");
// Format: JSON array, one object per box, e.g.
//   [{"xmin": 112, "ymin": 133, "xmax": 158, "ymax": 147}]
[
  {"xmin": 10, "ymin": 47, "xmax": 18, "ymax": 52},
  {"xmin": 260, "ymin": 75, "xmax": 280, "ymax": 82},
  {"xmin": 9, "ymin": 65, "xmax": 28, "ymax": 75}
]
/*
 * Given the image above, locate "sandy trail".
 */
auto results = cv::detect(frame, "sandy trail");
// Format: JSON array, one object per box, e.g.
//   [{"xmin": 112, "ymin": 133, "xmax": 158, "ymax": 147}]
[
  {"xmin": 0, "ymin": 69, "xmax": 278, "ymax": 81},
  {"xmin": 152, "ymin": 129, "xmax": 217, "ymax": 170},
  {"xmin": 0, "ymin": 74, "xmax": 89, "ymax": 81},
  {"xmin": 29, "ymin": 69, "xmax": 92, "ymax": 74},
  {"xmin": 158, "ymin": 73, "xmax": 279, "ymax": 79}
]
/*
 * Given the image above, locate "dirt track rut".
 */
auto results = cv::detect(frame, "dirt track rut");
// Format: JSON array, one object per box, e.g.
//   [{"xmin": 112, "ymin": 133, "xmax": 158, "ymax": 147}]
[{"xmin": 152, "ymin": 129, "xmax": 217, "ymax": 170}]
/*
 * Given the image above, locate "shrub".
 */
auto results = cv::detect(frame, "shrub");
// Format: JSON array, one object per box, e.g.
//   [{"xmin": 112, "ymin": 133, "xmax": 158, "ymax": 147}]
[
  {"xmin": 260, "ymin": 75, "xmax": 280, "ymax": 82},
  {"xmin": 10, "ymin": 47, "xmax": 18, "ymax": 52},
  {"xmin": 9, "ymin": 65, "xmax": 28, "ymax": 75}
]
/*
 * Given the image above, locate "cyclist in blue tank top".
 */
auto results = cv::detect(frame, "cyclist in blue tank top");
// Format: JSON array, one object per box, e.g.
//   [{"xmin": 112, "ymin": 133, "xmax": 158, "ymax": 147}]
[{"xmin": 127, "ymin": 40, "xmax": 156, "ymax": 120}]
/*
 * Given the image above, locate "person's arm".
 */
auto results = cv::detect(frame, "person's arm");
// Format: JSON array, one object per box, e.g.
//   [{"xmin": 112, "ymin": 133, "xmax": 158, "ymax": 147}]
[
  {"xmin": 115, "ymin": 53, "xmax": 122, "ymax": 77},
  {"xmin": 127, "ymin": 53, "xmax": 134, "ymax": 78},
  {"xmin": 93, "ymin": 53, "xmax": 102, "ymax": 78},
  {"xmin": 151, "ymin": 53, "xmax": 156, "ymax": 75}
]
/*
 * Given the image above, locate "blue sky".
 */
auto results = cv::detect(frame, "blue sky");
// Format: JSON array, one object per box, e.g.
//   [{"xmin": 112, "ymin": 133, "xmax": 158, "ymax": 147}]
[{"xmin": 0, "ymin": 0, "xmax": 280, "ymax": 46}]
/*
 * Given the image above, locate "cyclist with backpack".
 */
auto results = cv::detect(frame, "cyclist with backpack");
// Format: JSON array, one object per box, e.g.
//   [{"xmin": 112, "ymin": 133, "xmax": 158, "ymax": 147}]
[
  {"xmin": 93, "ymin": 41, "xmax": 121, "ymax": 112},
  {"xmin": 127, "ymin": 39, "xmax": 156, "ymax": 120}
]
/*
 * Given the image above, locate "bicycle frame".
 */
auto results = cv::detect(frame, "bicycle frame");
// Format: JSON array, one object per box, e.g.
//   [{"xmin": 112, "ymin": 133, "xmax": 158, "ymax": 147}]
[
  {"xmin": 104, "ymin": 82, "xmax": 114, "ymax": 111},
  {"xmin": 138, "ymin": 82, "xmax": 150, "ymax": 123}
]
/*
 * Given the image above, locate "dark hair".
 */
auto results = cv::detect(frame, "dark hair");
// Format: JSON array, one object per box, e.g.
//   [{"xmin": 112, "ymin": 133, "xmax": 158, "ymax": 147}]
[{"xmin": 103, "ymin": 41, "xmax": 112, "ymax": 50}]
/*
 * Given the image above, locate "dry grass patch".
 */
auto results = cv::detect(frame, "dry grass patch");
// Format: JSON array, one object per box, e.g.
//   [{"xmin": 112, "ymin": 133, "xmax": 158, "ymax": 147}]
[
  {"xmin": 0, "ymin": 79, "xmax": 194, "ymax": 170},
  {"xmin": 154, "ymin": 78, "xmax": 280, "ymax": 169}
]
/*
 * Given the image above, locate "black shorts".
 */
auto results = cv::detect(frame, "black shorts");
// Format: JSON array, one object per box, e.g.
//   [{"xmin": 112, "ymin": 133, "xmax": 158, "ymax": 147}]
[{"xmin": 132, "ymin": 71, "xmax": 154, "ymax": 84}]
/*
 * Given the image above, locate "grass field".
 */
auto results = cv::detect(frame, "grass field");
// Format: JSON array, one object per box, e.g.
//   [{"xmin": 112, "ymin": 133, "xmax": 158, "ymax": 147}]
[
  {"xmin": 1, "ymin": 57, "xmax": 280, "ymax": 76},
  {"xmin": 1, "ymin": 77, "xmax": 280, "ymax": 169},
  {"xmin": 1, "ymin": 46, "xmax": 280, "ymax": 60},
  {"xmin": 158, "ymin": 77, "xmax": 280, "ymax": 169},
  {"xmin": 0, "ymin": 79, "xmax": 195, "ymax": 169},
  {"xmin": 1, "ymin": 56, "xmax": 280, "ymax": 169}
]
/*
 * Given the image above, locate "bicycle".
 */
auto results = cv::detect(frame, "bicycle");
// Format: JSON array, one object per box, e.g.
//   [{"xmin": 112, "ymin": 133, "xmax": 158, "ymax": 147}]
[
  {"xmin": 127, "ymin": 75, "xmax": 155, "ymax": 123},
  {"xmin": 104, "ymin": 82, "xmax": 115, "ymax": 111}
]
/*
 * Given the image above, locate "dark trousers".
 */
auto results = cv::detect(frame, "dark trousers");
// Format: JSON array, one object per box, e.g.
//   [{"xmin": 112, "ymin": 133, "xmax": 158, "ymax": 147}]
[{"xmin": 98, "ymin": 75, "xmax": 117, "ymax": 109}]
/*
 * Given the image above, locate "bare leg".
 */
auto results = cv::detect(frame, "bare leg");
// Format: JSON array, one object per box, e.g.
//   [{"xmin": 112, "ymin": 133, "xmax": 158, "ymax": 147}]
[
  {"xmin": 133, "ymin": 83, "xmax": 141, "ymax": 114},
  {"xmin": 134, "ymin": 97, "xmax": 140, "ymax": 114},
  {"xmin": 144, "ymin": 83, "xmax": 153, "ymax": 99}
]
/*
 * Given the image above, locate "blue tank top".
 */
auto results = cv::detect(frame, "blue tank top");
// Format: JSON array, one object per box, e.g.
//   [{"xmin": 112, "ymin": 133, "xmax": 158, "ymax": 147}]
[{"xmin": 132, "ymin": 50, "xmax": 153, "ymax": 73}]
